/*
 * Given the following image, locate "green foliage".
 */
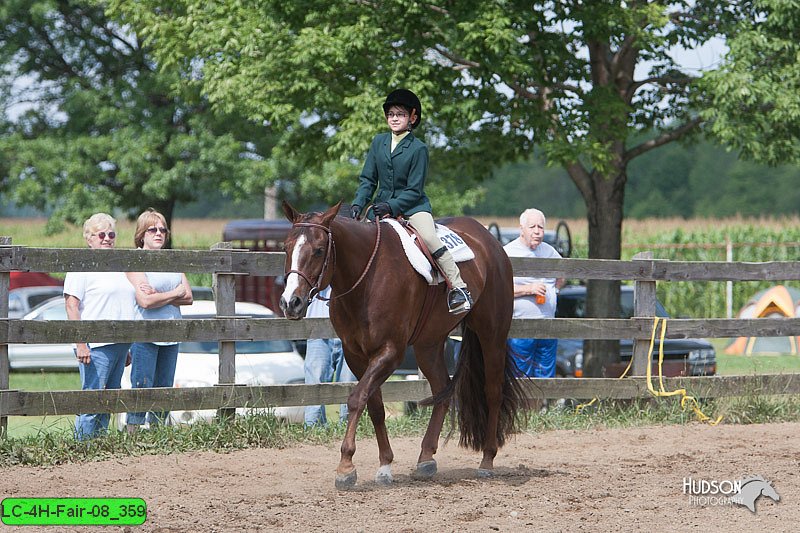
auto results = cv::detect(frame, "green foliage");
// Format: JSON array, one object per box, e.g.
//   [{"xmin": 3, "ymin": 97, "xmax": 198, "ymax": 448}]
[
  {"xmin": 106, "ymin": 0, "xmax": 739, "ymax": 245},
  {"xmin": 472, "ymin": 137, "xmax": 800, "ymax": 220},
  {"xmin": 703, "ymin": 0, "xmax": 800, "ymax": 165},
  {"xmin": 0, "ymin": 0, "xmax": 276, "ymax": 229}
]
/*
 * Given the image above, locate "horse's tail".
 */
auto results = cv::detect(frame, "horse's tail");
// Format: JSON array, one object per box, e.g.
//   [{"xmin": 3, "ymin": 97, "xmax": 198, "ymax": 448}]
[{"xmin": 436, "ymin": 324, "xmax": 526, "ymax": 451}]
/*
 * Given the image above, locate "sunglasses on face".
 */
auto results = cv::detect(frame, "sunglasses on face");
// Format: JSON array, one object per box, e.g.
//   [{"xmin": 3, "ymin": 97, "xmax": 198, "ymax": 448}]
[
  {"xmin": 146, "ymin": 226, "xmax": 169, "ymax": 235},
  {"xmin": 93, "ymin": 231, "xmax": 116, "ymax": 240}
]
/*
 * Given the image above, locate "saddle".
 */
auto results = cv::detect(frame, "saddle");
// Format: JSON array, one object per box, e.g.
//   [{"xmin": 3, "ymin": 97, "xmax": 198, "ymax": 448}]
[{"xmin": 381, "ymin": 218, "xmax": 474, "ymax": 285}]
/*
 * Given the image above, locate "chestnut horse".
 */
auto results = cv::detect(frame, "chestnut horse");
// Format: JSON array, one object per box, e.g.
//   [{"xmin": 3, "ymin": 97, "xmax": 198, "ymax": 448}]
[{"xmin": 280, "ymin": 201, "xmax": 525, "ymax": 489}]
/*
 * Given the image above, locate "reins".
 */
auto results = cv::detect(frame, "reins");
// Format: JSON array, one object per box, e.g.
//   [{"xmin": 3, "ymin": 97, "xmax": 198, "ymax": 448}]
[{"xmin": 287, "ymin": 218, "xmax": 382, "ymax": 302}]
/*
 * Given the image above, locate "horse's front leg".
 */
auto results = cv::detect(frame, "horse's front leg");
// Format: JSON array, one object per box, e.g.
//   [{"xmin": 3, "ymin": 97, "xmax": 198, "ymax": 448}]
[
  {"xmin": 365, "ymin": 388, "xmax": 394, "ymax": 485},
  {"xmin": 335, "ymin": 348, "xmax": 398, "ymax": 490},
  {"xmin": 335, "ymin": 379, "xmax": 368, "ymax": 490}
]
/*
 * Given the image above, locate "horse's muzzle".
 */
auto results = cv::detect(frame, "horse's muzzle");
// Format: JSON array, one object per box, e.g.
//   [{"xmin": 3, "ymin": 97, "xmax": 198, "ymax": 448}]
[{"xmin": 280, "ymin": 294, "xmax": 307, "ymax": 320}]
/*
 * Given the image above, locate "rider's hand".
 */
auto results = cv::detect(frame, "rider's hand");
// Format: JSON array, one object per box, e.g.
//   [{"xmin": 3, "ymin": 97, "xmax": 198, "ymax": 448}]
[
  {"xmin": 350, "ymin": 205, "xmax": 362, "ymax": 219},
  {"xmin": 373, "ymin": 202, "xmax": 392, "ymax": 218}
]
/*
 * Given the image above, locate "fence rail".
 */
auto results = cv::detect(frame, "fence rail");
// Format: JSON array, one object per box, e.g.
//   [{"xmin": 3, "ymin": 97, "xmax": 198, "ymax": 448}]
[{"xmin": 4, "ymin": 242, "xmax": 800, "ymax": 431}]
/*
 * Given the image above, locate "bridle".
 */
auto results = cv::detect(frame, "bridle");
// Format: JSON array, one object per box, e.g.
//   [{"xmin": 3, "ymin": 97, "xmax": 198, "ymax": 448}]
[{"xmin": 286, "ymin": 219, "xmax": 382, "ymax": 303}]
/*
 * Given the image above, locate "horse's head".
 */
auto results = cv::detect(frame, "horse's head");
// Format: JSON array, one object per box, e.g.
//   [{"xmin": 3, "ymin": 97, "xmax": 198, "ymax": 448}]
[{"xmin": 279, "ymin": 200, "xmax": 341, "ymax": 319}]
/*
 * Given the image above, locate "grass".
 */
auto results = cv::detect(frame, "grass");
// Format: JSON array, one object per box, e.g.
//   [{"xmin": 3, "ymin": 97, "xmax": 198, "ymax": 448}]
[
  {"xmin": 709, "ymin": 338, "xmax": 800, "ymax": 375},
  {"xmin": 6, "ymin": 371, "xmax": 82, "ymax": 438},
  {"xmin": 2, "ymin": 394, "xmax": 800, "ymax": 468},
  {"xmin": 0, "ymin": 218, "xmax": 227, "ymax": 250}
]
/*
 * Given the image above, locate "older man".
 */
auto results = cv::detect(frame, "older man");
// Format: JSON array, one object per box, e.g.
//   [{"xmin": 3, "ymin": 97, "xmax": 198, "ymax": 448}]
[{"xmin": 503, "ymin": 208, "xmax": 563, "ymax": 378}]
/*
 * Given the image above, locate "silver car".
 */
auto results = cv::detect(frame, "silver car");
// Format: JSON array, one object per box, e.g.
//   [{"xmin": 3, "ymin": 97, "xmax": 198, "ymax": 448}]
[
  {"xmin": 8, "ymin": 286, "xmax": 65, "ymax": 319},
  {"xmin": 119, "ymin": 300, "xmax": 306, "ymax": 424},
  {"xmin": 8, "ymin": 297, "xmax": 77, "ymax": 370}
]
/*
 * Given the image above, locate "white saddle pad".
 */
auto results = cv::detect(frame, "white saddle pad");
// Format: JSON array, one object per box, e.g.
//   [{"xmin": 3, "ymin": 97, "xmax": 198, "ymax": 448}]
[{"xmin": 382, "ymin": 218, "xmax": 475, "ymax": 285}]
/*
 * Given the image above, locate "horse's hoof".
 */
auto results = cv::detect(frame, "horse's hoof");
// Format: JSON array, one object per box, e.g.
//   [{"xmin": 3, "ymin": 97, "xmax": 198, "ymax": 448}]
[
  {"xmin": 411, "ymin": 459, "xmax": 437, "ymax": 480},
  {"xmin": 375, "ymin": 465, "xmax": 393, "ymax": 485},
  {"xmin": 476, "ymin": 468, "xmax": 494, "ymax": 479},
  {"xmin": 335, "ymin": 469, "xmax": 358, "ymax": 490}
]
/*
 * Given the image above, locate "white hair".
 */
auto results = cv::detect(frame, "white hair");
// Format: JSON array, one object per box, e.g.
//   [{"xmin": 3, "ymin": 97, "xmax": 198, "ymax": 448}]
[
  {"xmin": 83, "ymin": 212, "xmax": 116, "ymax": 240},
  {"xmin": 519, "ymin": 208, "xmax": 546, "ymax": 227}
]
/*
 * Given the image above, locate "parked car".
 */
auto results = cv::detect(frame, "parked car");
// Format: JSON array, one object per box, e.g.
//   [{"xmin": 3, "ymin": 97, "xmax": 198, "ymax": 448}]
[
  {"xmin": 7, "ymin": 285, "xmax": 64, "ymax": 319},
  {"xmin": 8, "ymin": 297, "xmax": 77, "ymax": 370},
  {"xmin": 554, "ymin": 285, "xmax": 717, "ymax": 378},
  {"xmin": 191, "ymin": 286, "xmax": 214, "ymax": 301},
  {"xmin": 486, "ymin": 221, "xmax": 572, "ymax": 258},
  {"xmin": 120, "ymin": 300, "xmax": 305, "ymax": 425},
  {"xmin": 9, "ymin": 298, "xmax": 309, "ymax": 427}
]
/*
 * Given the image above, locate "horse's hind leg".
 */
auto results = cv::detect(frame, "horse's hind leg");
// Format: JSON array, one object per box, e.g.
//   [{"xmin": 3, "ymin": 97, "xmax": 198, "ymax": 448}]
[
  {"xmin": 478, "ymin": 343, "xmax": 504, "ymax": 475},
  {"xmin": 411, "ymin": 342, "xmax": 450, "ymax": 479}
]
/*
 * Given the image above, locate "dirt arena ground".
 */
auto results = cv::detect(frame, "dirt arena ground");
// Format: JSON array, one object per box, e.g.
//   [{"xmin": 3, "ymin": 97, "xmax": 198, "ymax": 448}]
[{"xmin": 1, "ymin": 421, "xmax": 797, "ymax": 532}]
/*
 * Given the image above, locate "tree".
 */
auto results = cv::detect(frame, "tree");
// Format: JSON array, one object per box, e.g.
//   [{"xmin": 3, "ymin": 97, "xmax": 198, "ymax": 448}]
[
  {"xmin": 0, "ymin": 0, "xmax": 275, "ymax": 232},
  {"xmin": 110, "ymin": 0, "xmax": 741, "ymax": 375},
  {"xmin": 704, "ymin": 0, "xmax": 800, "ymax": 166}
]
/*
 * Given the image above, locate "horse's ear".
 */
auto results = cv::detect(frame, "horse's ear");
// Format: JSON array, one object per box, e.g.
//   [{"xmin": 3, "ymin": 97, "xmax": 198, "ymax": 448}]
[
  {"xmin": 321, "ymin": 201, "xmax": 342, "ymax": 226},
  {"xmin": 282, "ymin": 200, "xmax": 301, "ymax": 223}
]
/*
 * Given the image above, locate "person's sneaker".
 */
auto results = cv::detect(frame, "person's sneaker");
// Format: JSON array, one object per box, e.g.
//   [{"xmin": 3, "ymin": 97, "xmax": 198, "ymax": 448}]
[{"xmin": 447, "ymin": 287, "xmax": 473, "ymax": 314}]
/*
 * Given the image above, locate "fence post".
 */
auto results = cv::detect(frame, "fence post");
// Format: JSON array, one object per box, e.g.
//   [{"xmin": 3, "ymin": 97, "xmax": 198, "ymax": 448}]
[
  {"xmin": 632, "ymin": 251, "xmax": 656, "ymax": 376},
  {"xmin": 726, "ymin": 236, "xmax": 733, "ymax": 319},
  {"xmin": 212, "ymin": 242, "xmax": 236, "ymax": 421},
  {"xmin": 0, "ymin": 236, "xmax": 11, "ymax": 437}
]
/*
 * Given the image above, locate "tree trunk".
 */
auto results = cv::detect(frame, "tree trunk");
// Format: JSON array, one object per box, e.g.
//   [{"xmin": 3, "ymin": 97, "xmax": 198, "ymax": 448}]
[
  {"xmin": 147, "ymin": 200, "xmax": 176, "ymax": 250},
  {"xmin": 582, "ymin": 169, "xmax": 624, "ymax": 377},
  {"xmin": 264, "ymin": 183, "xmax": 278, "ymax": 219}
]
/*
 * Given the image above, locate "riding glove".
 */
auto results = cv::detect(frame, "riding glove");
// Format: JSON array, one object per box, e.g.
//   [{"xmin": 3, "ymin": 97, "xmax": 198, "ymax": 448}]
[
  {"xmin": 373, "ymin": 202, "xmax": 392, "ymax": 218},
  {"xmin": 350, "ymin": 205, "xmax": 362, "ymax": 219}
]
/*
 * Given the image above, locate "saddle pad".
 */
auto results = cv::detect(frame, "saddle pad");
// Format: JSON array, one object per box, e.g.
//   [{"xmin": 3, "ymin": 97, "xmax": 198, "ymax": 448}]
[{"xmin": 382, "ymin": 218, "xmax": 475, "ymax": 284}]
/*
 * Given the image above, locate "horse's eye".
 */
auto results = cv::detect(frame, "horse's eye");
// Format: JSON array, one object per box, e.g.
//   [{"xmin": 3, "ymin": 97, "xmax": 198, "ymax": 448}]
[{"xmin": 313, "ymin": 247, "xmax": 324, "ymax": 257}]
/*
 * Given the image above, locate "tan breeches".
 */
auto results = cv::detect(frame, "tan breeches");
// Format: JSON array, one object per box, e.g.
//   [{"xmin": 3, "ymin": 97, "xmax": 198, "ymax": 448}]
[{"xmin": 408, "ymin": 211, "xmax": 467, "ymax": 289}]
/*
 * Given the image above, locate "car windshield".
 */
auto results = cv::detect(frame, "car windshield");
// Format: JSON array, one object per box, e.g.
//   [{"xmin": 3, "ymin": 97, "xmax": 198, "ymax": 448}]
[
  {"xmin": 180, "ymin": 340, "xmax": 294, "ymax": 354},
  {"xmin": 29, "ymin": 291, "xmax": 62, "ymax": 308},
  {"xmin": 556, "ymin": 289, "xmax": 669, "ymax": 319}
]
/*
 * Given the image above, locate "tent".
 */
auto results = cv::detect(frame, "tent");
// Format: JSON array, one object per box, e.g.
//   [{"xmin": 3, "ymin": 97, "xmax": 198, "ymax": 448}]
[{"xmin": 725, "ymin": 285, "xmax": 800, "ymax": 355}]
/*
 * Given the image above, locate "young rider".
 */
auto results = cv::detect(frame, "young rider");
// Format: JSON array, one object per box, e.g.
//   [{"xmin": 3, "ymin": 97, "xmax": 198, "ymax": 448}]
[{"xmin": 350, "ymin": 89, "xmax": 473, "ymax": 314}]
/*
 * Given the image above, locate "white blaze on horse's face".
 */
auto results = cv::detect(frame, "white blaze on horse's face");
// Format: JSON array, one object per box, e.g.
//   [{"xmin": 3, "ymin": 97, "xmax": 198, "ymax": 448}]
[{"xmin": 282, "ymin": 234, "xmax": 307, "ymax": 304}]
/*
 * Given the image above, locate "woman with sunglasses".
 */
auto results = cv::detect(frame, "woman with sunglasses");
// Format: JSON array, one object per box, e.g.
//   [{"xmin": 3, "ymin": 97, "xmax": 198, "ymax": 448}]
[
  {"xmin": 125, "ymin": 208, "xmax": 193, "ymax": 432},
  {"xmin": 64, "ymin": 212, "xmax": 136, "ymax": 440}
]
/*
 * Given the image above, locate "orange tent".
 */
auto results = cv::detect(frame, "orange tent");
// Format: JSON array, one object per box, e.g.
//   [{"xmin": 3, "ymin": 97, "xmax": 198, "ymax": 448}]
[{"xmin": 725, "ymin": 285, "xmax": 800, "ymax": 355}]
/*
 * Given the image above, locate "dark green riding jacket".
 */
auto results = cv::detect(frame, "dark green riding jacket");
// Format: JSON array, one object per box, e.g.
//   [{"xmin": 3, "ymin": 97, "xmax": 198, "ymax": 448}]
[{"xmin": 352, "ymin": 132, "xmax": 432, "ymax": 217}]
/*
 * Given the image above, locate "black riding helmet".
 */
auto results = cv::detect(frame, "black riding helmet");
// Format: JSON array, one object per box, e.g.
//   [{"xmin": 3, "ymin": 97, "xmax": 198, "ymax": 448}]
[{"xmin": 383, "ymin": 89, "xmax": 421, "ymax": 129}]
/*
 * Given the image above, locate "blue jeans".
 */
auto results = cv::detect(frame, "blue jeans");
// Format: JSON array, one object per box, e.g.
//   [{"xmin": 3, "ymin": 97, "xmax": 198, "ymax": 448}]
[
  {"xmin": 75, "ymin": 343, "xmax": 131, "ymax": 440},
  {"xmin": 507, "ymin": 338, "xmax": 558, "ymax": 378},
  {"xmin": 304, "ymin": 338, "xmax": 357, "ymax": 427},
  {"xmin": 127, "ymin": 342, "xmax": 179, "ymax": 426}
]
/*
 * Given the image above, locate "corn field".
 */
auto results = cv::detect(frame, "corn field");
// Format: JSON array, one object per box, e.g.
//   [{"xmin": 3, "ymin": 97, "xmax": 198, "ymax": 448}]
[{"xmin": 619, "ymin": 222, "xmax": 800, "ymax": 318}]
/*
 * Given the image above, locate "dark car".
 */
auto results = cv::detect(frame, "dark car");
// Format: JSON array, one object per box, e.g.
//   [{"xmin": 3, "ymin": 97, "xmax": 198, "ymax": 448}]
[{"xmin": 554, "ymin": 285, "xmax": 717, "ymax": 377}]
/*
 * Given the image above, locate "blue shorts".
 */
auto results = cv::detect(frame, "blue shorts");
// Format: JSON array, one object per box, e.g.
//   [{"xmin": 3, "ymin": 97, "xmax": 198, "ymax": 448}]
[{"xmin": 507, "ymin": 338, "xmax": 558, "ymax": 378}]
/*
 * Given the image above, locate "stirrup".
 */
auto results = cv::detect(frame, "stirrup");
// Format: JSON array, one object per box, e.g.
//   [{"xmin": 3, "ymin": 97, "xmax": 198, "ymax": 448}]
[{"xmin": 448, "ymin": 287, "xmax": 473, "ymax": 314}]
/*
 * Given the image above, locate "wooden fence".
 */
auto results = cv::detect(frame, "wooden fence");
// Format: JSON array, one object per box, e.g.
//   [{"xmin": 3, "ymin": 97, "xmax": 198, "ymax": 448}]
[{"xmin": 3, "ymin": 237, "xmax": 800, "ymax": 437}]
